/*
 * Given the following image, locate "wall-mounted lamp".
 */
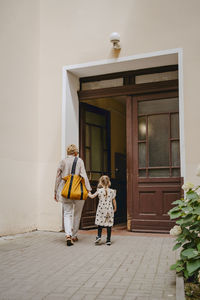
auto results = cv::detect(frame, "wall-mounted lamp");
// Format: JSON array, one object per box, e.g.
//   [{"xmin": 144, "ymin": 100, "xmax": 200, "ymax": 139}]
[{"xmin": 110, "ymin": 32, "xmax": 121, "ymax": 50}]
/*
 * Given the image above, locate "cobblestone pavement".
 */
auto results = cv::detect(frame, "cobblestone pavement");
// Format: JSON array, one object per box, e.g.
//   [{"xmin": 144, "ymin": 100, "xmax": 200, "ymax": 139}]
[{"xmin": 0, "ymin": 231, "xmax": 177, "ymax": 300}]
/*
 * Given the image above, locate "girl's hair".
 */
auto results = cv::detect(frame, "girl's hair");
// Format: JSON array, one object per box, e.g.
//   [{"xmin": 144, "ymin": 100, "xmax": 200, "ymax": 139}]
[{"xmin": 98, "ymin": 175, "xmax": 111, "ymax": 197}]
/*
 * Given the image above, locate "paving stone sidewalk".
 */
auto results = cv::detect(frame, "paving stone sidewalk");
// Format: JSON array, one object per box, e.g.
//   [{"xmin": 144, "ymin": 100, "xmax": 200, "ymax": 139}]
[{"xmin": 0, "ymin": 231, "xmax": 177, "ymax": 300}]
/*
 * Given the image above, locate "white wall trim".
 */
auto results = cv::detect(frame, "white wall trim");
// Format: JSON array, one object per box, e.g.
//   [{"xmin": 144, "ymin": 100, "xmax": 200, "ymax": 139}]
[
  {"xmin": 178, "ymin": 48, "xmax": 185, "ymax": 179},
  {"xmin": 62, "ymin": 67, "xmax": 67, "ymax": 159},
  {"xmin": 64, "ymin": 48, "xmax": 182, "ymax": 72},
  {"xmin": 62, "ymin": 48, "xmax": 185, "ymax": 179}
]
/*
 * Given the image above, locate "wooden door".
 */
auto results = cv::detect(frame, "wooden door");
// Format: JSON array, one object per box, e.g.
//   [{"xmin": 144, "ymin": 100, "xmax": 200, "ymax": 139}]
[
  {"xmin": 127, "ymin": 91, "xmax": 182, "ymax": 233},
  {"xmin": 79, "ymin": 103, "xmax": 111, "ymax": 228}
]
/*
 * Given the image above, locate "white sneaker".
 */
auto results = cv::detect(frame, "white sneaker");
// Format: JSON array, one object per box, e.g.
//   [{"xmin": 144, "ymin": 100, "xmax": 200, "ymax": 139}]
[
  {"xmin": 106, "ymin": 241, "xmax": 111, "ymax": 246},
  {"xmin": 95, "ymin": 236, "xmax": 101, "ymax": 245}
]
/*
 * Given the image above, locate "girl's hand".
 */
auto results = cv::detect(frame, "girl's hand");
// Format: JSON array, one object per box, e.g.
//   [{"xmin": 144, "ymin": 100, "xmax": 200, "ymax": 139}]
[
  {"xmin": 88, "ymin": 192, "xmax": 92, "ymax": 198},
  {"xmin": 54, "ymin": 195, "xmax": 58, "ymax": 202},
  {"xmin": 113, "ymin": 198, "xmax": 117, "ymax": 212}
]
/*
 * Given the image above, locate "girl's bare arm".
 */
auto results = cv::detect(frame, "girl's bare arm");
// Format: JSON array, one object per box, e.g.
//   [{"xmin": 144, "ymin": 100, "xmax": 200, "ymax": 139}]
[
  {"xmin": 88, "ymin": 190, "xmax": 98, "ymax": 199},
  {"xmin": 113, "ymin": 198, "xmax": 117, "ymax": 212}
]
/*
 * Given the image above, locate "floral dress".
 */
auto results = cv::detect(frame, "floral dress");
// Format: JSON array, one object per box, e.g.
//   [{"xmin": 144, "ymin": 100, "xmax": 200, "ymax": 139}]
[{"xmin": 94, "ymin": 188, "xmax": 116, "ymax": 227}]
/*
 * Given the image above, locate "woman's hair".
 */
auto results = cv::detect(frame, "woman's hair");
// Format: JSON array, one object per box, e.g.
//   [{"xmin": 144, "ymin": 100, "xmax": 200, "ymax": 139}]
[
  {"xmin": 66, "ymin": 144, "xmax": 79, "ymax": 156},
  {"xmin": 98, "ymin": 175, "xmax": 111, "ymax": 189}
]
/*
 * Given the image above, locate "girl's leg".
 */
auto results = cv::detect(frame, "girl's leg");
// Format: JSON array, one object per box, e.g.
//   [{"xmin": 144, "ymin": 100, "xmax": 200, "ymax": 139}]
[
  {"xmin": 95, "ymin": 226, "xmax": 102, "ymax": 245},
  {"xmin": 106, "ymin": 226, "xmax": 112, "ymax": 244},
  {"xmin": 98, "ymin": 225, "xmax": 103, "ymax": 238}
]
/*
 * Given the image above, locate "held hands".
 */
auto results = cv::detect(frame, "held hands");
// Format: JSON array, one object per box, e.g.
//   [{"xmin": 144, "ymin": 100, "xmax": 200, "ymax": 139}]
[{"xmin": 88, "ymin": 191, "xmax": 97, "ymax": 199}]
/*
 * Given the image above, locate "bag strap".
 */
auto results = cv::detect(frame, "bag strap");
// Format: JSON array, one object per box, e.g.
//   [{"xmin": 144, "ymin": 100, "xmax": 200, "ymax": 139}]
[{"xmin": 71, "ymin": 157, "xmax": 78, "ymax": 174}]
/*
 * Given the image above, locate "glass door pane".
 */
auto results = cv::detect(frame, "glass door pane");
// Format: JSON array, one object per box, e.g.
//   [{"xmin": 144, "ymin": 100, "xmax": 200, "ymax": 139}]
[
  {"xmin": 83, "ymin": 105, "xmax": 110, "ymax": 180},
  {"xmin": 171, "ymin": 141, "xmax": 180, "ymax": 166},
  {"xmin": 138, "ymin": 98, "xmax": 179, "ymax": 114},
  {"xmin": 171, "ymin": 113, "xmax": 179, "ymax": 138},
  {"xmin": 138, "ymin": 116, "xmax": 146, "ymax": 140},
  {"xmin": 91, "ymin": 126, "xmax": 102, "ymax": 172},
  {"xmin": 138, "ymin": 96, "xmax": 180, "ymax": 178},
  {"xmin": 148, "ymin": 114, "xmax": 169, "ymax": 167},
  {"xmin": 138, "ymin": 143, "xmax": 146, "ymax": 168}
]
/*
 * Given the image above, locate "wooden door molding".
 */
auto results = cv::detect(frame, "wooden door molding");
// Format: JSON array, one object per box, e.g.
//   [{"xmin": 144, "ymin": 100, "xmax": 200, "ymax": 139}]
[
  {"xmin": 126, "ymin": 96, "xmax": 134, "ymax": 230},
  {"xmin": 78, "ymin": 79, "xmax": 178, "ymax": 100}
]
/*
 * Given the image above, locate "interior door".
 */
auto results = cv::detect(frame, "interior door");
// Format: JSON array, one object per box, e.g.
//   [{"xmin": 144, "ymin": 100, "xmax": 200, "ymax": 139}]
[
  {"xmin": 79, "ymin": 103, "xmax": 111, "ymax": 228},
  {"xmin": 127, "ymin": 91, "xmax": 182, "ymax": 232}
]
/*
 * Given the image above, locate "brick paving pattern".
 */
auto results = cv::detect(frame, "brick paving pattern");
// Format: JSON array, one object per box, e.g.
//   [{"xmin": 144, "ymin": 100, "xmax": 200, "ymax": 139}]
[{"xmin": 0, "ymin": 231, "xmax": 176, "ymax": 300}]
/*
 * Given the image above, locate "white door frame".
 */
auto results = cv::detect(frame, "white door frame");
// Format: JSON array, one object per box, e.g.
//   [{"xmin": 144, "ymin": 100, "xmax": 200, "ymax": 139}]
[{"xmin": 62, "ymin": 48, "xmax": 185, "ymax": 179}]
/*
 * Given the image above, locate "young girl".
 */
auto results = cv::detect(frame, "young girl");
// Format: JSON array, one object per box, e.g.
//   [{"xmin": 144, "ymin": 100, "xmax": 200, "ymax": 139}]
[{"xmin": 88, "ymin": 175, "xmax": 117, "ymax": 246}]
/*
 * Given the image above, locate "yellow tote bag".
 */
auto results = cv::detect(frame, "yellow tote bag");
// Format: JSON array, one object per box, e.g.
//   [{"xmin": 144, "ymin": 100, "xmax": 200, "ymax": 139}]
[{"xmin": 61, "ymin": 157, "xmax": 88, "ymax": 200}]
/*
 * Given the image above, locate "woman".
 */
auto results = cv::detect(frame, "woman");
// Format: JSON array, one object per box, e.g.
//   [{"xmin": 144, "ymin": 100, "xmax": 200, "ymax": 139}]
[{"xmin": 54, "ymin": 144, "xmax": 91, "ymax": 246}]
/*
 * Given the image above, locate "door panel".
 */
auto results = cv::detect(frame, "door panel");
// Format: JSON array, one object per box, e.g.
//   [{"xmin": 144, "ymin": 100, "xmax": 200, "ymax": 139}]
[
  {"xmin": 127, "ymin": 91, "xmax": 182, "ymax": 232},
  {"xmin": 79, "ymin": 103, "xmax": 111, "ymax": 228}
]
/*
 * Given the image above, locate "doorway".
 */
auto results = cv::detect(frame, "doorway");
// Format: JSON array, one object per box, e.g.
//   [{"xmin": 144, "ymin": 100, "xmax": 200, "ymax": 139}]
[
  {"xmin": 79, "ymin": 91, "xmax": 181, "ymax": 232},
  {"xmin": 67, "ymin": 60, "xmax": 184, "ymax": 233},
  {"xmin": 79, "ymin": 97, "xmax": 127, "ymax": 229}
]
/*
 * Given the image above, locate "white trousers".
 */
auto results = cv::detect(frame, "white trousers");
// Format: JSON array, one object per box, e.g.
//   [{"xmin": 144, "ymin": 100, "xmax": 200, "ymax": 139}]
[{"xmin": 63, "ymin": 200, "xmax": 85, "ymax": 237}]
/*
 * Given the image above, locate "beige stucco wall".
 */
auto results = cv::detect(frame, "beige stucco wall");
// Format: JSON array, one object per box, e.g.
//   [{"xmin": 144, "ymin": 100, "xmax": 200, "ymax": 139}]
[
  {"xmin": 0, "ymin": 0, "xmax": 39, "ymax": 235},
  {"xmin": 1, "ymin": 0, "xmax": 200, "ymax": 234},
  {"xmin": 39, "ymin": 0, "xmax": 200, "ymax": 231}
]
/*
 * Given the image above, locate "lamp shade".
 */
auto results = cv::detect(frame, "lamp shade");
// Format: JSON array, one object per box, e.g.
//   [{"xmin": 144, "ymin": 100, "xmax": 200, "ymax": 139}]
[{"xmin": 110, "ymin": 32, "xmax": 120, "ymax": 42}]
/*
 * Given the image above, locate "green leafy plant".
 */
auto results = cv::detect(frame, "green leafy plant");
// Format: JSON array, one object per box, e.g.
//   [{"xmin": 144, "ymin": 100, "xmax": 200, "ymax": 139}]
[{"xmin": 168, "ymin": 182, "xmax": 200, "ymax": 282}]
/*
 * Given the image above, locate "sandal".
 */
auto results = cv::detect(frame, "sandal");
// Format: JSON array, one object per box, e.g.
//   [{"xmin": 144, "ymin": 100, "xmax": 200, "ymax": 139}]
[
  {"xmin": 72, "ymin": 236, "xmax": 78, "ymax": 242},
  {"xmin": 66, "ymin": 236, "xmax": 74, "ymax": 246}
]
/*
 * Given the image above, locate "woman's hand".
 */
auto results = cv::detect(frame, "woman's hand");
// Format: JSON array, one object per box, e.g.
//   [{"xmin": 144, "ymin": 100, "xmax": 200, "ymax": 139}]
[{"xmin": 54, "ymin": 194, "xmax": 58, "ymax": 202}]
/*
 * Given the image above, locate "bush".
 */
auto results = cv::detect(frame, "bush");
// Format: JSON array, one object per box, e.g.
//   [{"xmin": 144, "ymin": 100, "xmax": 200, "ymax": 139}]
[{"xmin": 168, "ymin": 182, "xmax": 200, "ymax": 282}]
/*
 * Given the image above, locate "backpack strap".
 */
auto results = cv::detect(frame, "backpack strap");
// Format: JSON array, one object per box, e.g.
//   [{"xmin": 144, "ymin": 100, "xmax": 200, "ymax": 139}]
[{"xmin": 71, "ymin": 157, "xmax": 78, "ymax": 174}]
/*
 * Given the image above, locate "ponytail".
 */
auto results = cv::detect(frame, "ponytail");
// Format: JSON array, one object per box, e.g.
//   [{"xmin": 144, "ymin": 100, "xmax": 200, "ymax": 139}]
[{"xmin": 97, "ymin": 175, "xmax": 111, "ymax": 198}]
